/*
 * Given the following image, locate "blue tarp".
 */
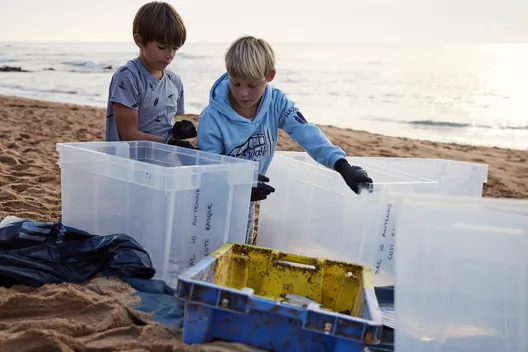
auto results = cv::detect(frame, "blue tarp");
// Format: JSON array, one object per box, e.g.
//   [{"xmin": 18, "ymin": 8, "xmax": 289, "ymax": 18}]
[{"xmin": 120, "ymin": 277, "xmax": 185, "ymax": 328}]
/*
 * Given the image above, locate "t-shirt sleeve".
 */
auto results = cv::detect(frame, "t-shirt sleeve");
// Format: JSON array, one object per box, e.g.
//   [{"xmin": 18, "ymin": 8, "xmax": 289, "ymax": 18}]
[{"xmin": 109, "ymin": 67, "xmax": 141, "ymax": 110}]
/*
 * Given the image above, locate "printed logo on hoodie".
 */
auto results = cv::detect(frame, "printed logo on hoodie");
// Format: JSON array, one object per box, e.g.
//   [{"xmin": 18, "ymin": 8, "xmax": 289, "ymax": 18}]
[{"xmin": 227, "ymin": 127, "xmax": 274, "ymax": 161}]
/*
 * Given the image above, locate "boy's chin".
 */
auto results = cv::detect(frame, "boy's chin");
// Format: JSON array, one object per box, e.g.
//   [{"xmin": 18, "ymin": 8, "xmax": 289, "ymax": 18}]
[{"xmin": 236, "ymin": 100, "xmax": 257, "ymax": 108}]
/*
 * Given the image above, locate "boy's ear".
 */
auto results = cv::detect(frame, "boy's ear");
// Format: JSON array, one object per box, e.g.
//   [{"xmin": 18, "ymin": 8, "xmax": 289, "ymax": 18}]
[
  {"xmin": 267, "ymin": 70, "xmax": 276, "ymax": 82},
  {"xmin": 133, "ymin": 33, "xmax": 144, "ymax": 48}
]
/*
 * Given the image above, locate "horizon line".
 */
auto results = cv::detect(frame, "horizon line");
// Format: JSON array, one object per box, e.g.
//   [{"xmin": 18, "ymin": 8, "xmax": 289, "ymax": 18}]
[{"xmin": 1, "ymin": 40, "xmax": 528, "ymax": 45}]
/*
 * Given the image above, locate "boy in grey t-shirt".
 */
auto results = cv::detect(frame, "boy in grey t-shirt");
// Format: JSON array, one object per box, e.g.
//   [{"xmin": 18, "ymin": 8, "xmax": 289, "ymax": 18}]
[{"xmin": 105, "ymin": 1, "xmax": 196, "ymax": 145}]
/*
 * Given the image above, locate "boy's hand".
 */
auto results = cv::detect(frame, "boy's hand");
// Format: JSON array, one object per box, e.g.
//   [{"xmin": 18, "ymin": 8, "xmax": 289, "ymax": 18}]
[
  {"xmin": 251, "ymin": 174, "xmax": 275, "ymax": 201},
  {"xmin": 172, "ymin": 120, "xmax": 197, "ymax": 140},
  {"xmin": 334, "ymin": 159, "xmax": 373, "ymax": 194}
]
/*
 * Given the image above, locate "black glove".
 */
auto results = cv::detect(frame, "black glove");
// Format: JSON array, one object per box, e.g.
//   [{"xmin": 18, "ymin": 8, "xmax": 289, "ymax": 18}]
[
  {"xmin": 334, "ymin": 158, "xmax": 373, "ymax": 194},
  {"xmin": 166, "ymin": 120, "xmax": 198, "ymax": 149},
  {"xmin": 167, "ymin": 138, "xmax": 197, "ymax": 149},
  {"xmin": 172, "ymin": 120, "xmax": 197, "ymax": 140},
  {"xmin": 251, "ymin": 174, "xmax": 275, "ymax": 201}
]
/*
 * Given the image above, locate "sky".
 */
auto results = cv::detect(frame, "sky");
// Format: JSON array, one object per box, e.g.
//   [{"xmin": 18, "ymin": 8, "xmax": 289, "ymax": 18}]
[{"xmin": 0, "ymin": 0, "xmax": 527, "ymax": 43}]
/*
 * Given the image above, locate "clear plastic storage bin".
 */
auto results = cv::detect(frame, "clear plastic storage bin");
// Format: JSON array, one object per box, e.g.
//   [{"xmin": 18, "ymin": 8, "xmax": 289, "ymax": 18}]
[
  {"xmin": 278, "ymin": 152, "xmax": 488, "ymax": 197},
  {"xmin": 395, "ymin": 193, "xmax": 528, "ymax": 352},
  {"xmin": 349, "ymin": 156, "xmax": 488, "ymax": 197},
  {"xmin": 257, "ymin": 154, "xmax": 437, "ymax": 286},
  {"xmin": 57, "ymin": 141, "xmax": 258, "ymax": 282}
]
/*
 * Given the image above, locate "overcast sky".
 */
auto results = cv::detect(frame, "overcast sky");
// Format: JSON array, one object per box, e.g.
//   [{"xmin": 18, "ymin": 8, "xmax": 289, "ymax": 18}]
[{"xmin": 1, "ymin": 0, "xmax": 527, "ymax": 43}]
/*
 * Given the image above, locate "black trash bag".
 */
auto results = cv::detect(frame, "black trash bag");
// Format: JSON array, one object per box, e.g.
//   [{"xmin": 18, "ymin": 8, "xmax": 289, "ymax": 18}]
[{"xmin": 0, "ymin": 219, "xmax": 155, "ymax": 287}]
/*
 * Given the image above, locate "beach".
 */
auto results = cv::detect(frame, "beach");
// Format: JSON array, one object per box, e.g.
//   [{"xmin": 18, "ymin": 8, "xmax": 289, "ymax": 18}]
[
  {"xmin": 1, "ymin": 94, "xmax": 526, "ymax": 225},
  {"xmin": 0, "ymin": 94, "xmax": 527, "ymax": 351}
]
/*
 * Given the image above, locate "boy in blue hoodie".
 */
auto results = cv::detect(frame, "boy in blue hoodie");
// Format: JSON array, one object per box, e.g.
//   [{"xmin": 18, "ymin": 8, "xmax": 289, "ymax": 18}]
[{"xmin": 196, "ymin": 36, "xmax": 373, "ymax": 241}]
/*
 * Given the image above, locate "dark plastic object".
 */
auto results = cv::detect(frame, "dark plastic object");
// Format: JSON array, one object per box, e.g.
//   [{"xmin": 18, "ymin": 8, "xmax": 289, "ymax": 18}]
[{"xmin": 0, "ymin": 219, "xmax": 155, "ymax": 287}]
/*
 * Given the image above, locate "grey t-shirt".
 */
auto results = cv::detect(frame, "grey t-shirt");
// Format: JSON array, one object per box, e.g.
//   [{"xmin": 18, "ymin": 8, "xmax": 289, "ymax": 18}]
[{"xmin": 105, "ymin": 57, "xmax": 184, "ymax": 141}]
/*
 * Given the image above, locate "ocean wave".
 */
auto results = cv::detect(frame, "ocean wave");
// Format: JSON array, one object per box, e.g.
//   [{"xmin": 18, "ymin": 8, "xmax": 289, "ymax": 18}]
[
  {"xmin": 178, "ymin": 53, "xmax": 211, "ymax": 60},
  {"xmin": 0, "ymin": 83, "xmax": 100, "ymax": 97},
  {"xmin": 61, "ymin": 60, "xmax": 113, "ymax": 70},
  {"xmin": 0, "ymin": 58, "xmax": 17, "ymax": 63},
  {"xmin": 367, "ymin": 117, "xmax": 528, "ymax": 130},
  {"xmin": 25, "ymin": 53, "xmax": 86, "ymax": 57},
  {"xmin": 407, "ymin": 119, "xmax": 528, "ymax": 130}
]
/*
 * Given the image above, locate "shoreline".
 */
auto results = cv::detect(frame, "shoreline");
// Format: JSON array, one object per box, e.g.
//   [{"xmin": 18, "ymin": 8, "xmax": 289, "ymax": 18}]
[
  {"xmin": 0, "ymin": 94, "xmax": 527, "ymax": 224},
  {"xmin": 2, "ymin": 91, "xmax": 527, "ymax": 151}
]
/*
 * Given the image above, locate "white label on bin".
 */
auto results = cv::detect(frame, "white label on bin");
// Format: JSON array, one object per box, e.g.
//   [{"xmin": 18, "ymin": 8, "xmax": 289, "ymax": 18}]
[{"xmin": 373, "ymin": 203, "xmax": 396, "ymax": 277}]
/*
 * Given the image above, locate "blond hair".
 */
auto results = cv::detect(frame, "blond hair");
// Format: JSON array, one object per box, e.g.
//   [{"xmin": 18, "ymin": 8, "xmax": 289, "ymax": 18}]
[
  {"xmin": 225, "ymin": 36, "xmax": 275, "ymax": 81},
  {"xmin": 133, "ymin": 1, "xmax": 186, "ymax": 49}
]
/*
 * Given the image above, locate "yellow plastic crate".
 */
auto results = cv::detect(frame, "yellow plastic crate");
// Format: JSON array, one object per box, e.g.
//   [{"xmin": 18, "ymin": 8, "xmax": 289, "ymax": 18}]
[
  {"xmin": 211, "ymin": 243, "xmax": 372, "ymax": 315},
  {"xmin": 177, "ymin": 243, "xmax": 383, "ymax": 352}
]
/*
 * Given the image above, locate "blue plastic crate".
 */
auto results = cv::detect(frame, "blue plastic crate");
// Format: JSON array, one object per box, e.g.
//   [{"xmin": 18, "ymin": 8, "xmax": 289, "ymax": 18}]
[{"xmin": 176, "ymin": 243, "xmax": 384, "ymax": 352}]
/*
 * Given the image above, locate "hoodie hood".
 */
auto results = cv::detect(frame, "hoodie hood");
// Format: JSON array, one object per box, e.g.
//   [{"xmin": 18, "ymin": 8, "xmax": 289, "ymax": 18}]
[{"xmin": 209, "ymin": 72, "xmax": 273, "ymax": 125}]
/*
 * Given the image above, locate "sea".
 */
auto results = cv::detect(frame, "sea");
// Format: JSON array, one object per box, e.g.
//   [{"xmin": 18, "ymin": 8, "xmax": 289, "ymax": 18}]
[{"xmin": 1, "ymin": 42, "xmax": 527, "ymax": 150}]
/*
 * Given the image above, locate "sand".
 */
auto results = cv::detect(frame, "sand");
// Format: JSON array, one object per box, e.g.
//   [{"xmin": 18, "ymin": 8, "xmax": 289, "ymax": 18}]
[
  {"xmin": 0, "ymin": 276, "xmax": 264, "ymax": 352},
  {"xmin": 0, "ymin": 94, "xmax": 527, "ymax": 351}
]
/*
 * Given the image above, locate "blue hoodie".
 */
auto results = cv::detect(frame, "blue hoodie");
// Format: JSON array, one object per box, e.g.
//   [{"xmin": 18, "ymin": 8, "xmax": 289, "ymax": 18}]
[{"xmin": 197, "ymin": 72, "xmax": 346, "ymax": 175}]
